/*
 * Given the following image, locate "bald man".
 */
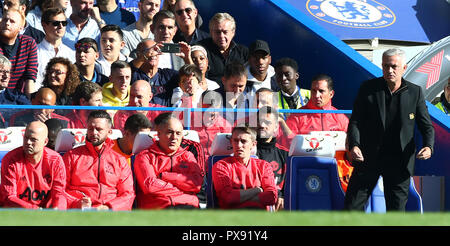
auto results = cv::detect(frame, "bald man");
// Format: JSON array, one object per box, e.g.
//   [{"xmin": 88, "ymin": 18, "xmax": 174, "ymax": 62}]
[
  {"xmin": 9, "ymin": 87, "xmax": 70, "ymax": 127},
  {"xmin": 0, "ymin": 121, "xmax": 67, "ymax": 209},
  {"xmin": 130, "ymin": 38, "xmax": 179, "ymax": 101},
  {"xmin": 113, "ymin": 79, "xmax": 167, "ymax": 130}
]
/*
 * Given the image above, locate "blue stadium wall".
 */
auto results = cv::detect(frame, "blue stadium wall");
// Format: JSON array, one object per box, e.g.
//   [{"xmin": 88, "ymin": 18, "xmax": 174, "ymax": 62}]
[{"xmin": 194, "ymin": 0, "xmax": 450, "ymax": 210}]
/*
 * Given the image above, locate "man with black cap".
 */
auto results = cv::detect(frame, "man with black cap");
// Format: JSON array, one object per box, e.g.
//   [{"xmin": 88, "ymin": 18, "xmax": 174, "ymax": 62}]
[{"xmin": 246, "ymin": 40, "xmax": 279, "ymax": 92}]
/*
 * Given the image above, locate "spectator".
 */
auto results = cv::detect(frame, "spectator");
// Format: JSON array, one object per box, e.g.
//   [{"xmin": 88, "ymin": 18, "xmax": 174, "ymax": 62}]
[
  {"xmin": 96, "ymin": 0, "xmax": 135, "ymax": 29},
  {"xmin": 256, "ymin": 106, "xmax": 288, "ymax": 211},
  {"xmin": 214, "ymin": 62, "xmax": 253, "ymax": 124},
  {"xmin": 273, "ymin": 57, "xmax": 310, "ymax": 119},
  {"xmin": 285, "ymin": 74, "xmax": 349, "ymax": 136},
  {"xmin": 41, "ymin": 57, "xmax": 81, "ymax": 113},
  {"xmin": 113, "ymin": 80, "xmax": 166, "ymax": 131},
  {"xmin": 74, "ymin": 38, "xmax": 109, "ymax": 86},
  {"xmin": 130, "ymin": 38, "xmax": 179, "ymax": 100},
  {"xmin": 173, "ymin": 0, "xmax": 209, "ymax": 45},
  {"xmin": 190, "ymin": 90, "xmax": 232, "ymax": 161},
  {"xmin": 133, "ymin": 112, "xmax": 205, "ymax": 209},
  {"xmin": 212, "ymin": 126, "xmax": 277, "ymax": 209},
  {"xmin": 122, "ymin": 0, "xmax": 160, "ymax": 58},
  {"xmin": 433, "ymin": 77, "xmax": 450, "ymax": 116},
  {"xmin": 0, "ymin": 121, "xmax": 67, "ymax": 209},
  {"xmin": 62, "ymin": 0, "xmax": 102, "ymax": 52},
  {"xmin": 112, "ymin": 113, "xmax": 152, "ymax": 166},
  {"xmin": 117, "ymin": 0, "xmax": 140, "ymax": 21},
  {"xmin": 0, "ymin": 54, "xmax": 30, "ymax": 125},
  {"xmin": 189, "ymin": 45, "xmax": 220, "ymax": 91},
  {"xmin": 197, "ymin": 12, "xmax": 248, "ymax": 83},
  {"xmin": 246, "ymin": 40, "xmax": 279, "ymax": 92},
  {"xmin": 150, "ymin": 10, "xmax": 187, "ymax": 70},
  {"xmin": 63, "ymin": 110, "xmax": 135, "ymax": 210},
  {"xmin": 3, "ymin": 0, "xmax": 45, "ymax": 44},
  {"xmin": 102, "ymin": 60, "xmax": 132, "ymax": 118},
  {"xmin": 171, "ymin": 64, "xmax": 204, "ymax": 108},
  {"xmin": 97, "ymin": 24, "xmax": 130, "ymax": 76},
  {"xmin": 66, "ymin": 81, "xmax": 103, "ymax": 128},
  {"xmin": 26, "ymin": 0, "xmax": 72, "ymax": 32},
  {"xmin": 44, "ymin": 118, "xmax": 63, "ymax": 150},
  {"xmin": 0, "ymin": 9, "xmax": 38, "ymax": 97},
  {"xmin": 9, "ymin": 87, "xmax": 70, "ymax": 127},
  {"xmin": 36, "ymin": 7, "xmax": 75, "ymax": 88}
]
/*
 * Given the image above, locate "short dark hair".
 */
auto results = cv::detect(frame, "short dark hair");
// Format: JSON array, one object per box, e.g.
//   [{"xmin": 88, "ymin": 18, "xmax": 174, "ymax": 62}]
[
  {"xmin": 178, "ymin": 64, "xmax": 202, "ymax": 85},
  {"xmin": 223, "ymin": 62, "xmax": 247, "ymax": 79},
  {"xmin": 72, "ymin": 82, "xmax": 102, "ymax": 105},
  {"xmin": 75, "ymin": 37, "xmax": 99, "ymax": 52},
  {"xmin": 101, "ymin": 24, "xmax": 124, "ymax": 41},
  {"xmin": 45, "ymin": 118, "xmax": 63, "ymax": 133},
  {"xmin": 124, "ymin": 113, "xmax": 153, "ymax": 135},
  {"xmin": 87, "ymin": 110, "xmax": 112, "ymax": 127},
  {"xmin": 311, "ymin": 74, "xmax": 334, "ymax": 91},
  {"xmin": 274, "ymin": 57, "xmax": 299, "ymax": 72},
  {"xmin": 111, "ymin": 60, "xmax": 131, "ymax": 73},
  {"xmin": 154, "ymin": 112, "xmax": 178, "ymax": 127},
  {"xmin": 41, "ymin": 7, "xmax": 65, "ymax": 24}
]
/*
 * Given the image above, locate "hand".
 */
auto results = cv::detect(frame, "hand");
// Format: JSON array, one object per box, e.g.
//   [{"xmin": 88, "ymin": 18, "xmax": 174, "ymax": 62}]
[
  {"xmin": 275, "ymin": 198, "xmax": 284, "ymax": 211},
  {"xmin": 177, "ymin": 42, "xmax": 192, "ymax": 63},
  {"xmin": 96, "ymin": 205, "xmax": 110, "ymax": 211},
  {"xmin": 142, "ymin": 42, "xmax": 163, "ymax": 60},
  {"xmin": 350, "ymin": 146, "xmax": 364, "ymax": 162},
  {"xmin": 80, "ymin": 196, "xmax": 92, "ymax": 209},
  {"xmin": 90, "ymin": 6, "xmax": 102, "ymax": 22},
  {"xmin": 34, "ymin": 112, "xmax": 51, "ymax": 123},
  {"xmin": 416, "ymin": 147, "xmax": 432, "ymax": 160}
]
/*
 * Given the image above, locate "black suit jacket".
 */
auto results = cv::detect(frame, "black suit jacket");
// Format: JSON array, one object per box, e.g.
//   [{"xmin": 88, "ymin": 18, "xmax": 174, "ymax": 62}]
[{"xmin": 348, "ymin": 77, "xmax": 435, "ymax": 175}]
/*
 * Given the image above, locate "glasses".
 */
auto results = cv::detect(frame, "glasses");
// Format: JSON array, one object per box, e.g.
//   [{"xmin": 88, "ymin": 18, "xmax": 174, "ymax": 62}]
[
  {"xmin": 47, "ymin": 20, "xmax": 68, "ymax": 27},
  {"xmin": 175, "ymin": 7, "xmax": 193, "ymax": 16},
  {"xmin": 0, "ymin": 70, "xmax": 10, "ymax": 76},
  {"xmin": 49, "ymin": 70, "xmax": 67, "ymax": 76},
  {"xmin": 75, "ymin": 42, "xmax": 97, "ymax": 52}
]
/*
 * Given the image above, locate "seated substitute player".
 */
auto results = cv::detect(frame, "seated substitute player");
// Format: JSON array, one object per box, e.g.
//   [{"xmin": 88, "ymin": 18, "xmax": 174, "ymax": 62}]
[
  {"xmin": 133, "ymin": 112, "xmax": 205, "ymax": 209},
  {"xmin": 63, "ymin": 110, "xmax": 135, "ymax": 210},
  {"xmin": 212, "ymin": 126, "xmax": 278, "ymax": 209},
  {"xmin": 0, "ymin": 121, "xmax": 67, "ymax": 209},
  {"xmin": 256, "ymin": 106, "xmax": 288, "ymax": 211}
]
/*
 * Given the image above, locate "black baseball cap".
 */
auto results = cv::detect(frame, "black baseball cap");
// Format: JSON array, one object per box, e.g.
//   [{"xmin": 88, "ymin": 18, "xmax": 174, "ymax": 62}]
[{"xmin": 249, "ymin": 40, "xmax": 270, "ymax": 55}]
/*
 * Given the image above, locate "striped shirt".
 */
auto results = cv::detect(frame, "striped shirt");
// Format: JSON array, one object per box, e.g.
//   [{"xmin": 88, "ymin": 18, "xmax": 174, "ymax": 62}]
[{"xmin": 0, "ymin": 35, "xmax": 38, "ymax": 92}]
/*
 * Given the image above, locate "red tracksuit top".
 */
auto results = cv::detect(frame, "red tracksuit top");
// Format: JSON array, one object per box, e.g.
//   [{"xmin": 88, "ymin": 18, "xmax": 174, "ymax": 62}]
[
  {"xmin": 286, "ymin": 100, "xmax": 349, "ymax": 136},
  {"xmin": 63, "ymin": 138, "xmax": 135, "ymax": 210},
  {"xmin": 133, "ymin": 141, "xmax": 204, "ymax": 209},
  {"xmin": 0, "ymin": 147, "xmax": 67, "ymax": 209},
  {"xmin": 212, "ymin": 156, "xmax": 278, "ymax": 209}
]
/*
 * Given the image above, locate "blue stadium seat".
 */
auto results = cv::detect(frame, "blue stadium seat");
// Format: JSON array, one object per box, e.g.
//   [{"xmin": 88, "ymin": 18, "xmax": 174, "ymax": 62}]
[
  {"xmin": 285, "ymin": 156, "xmax": 345, "ymax": 211},
  {"xmin": 206, "ymin": 155, "xmax": 229, "ymax": 208}
]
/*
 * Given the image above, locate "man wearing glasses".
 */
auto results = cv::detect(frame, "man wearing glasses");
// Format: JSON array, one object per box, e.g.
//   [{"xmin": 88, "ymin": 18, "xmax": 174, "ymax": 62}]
[
  {"xmin": 173, "ymin": 0, "xmax": 209, "ymax": 45},
  {"xmin": 36, "ymin": 8, "xmax": 75, "ymax": 89}
]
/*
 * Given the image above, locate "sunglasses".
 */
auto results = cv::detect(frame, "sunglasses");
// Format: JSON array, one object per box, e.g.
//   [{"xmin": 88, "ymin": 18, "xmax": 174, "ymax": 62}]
[
  {"xmin": 48, "ymin": 20, "xmax": 68, "ymax": 27},
  {"xmin": 175, "ymin": 7, "xmax": 193, "ymax": 16},
  {"xmin": 75, "ymin": 42, "xmax": 97, "ymax": 52}
]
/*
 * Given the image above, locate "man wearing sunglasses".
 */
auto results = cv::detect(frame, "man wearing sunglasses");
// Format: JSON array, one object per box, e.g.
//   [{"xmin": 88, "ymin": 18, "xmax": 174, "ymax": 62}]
[
  {"xmin": 36, "ymin": 8, "xmax": 75, "ymax": 89},
  {"xmin": 173, "ymin": 0, "xmax": 209, "ymax": 45}
]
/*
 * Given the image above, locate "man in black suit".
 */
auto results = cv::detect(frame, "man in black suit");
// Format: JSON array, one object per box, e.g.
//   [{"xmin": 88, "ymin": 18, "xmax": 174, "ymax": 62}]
[{"xmin": 344, "ymin": 48, "xmax": 435, "ymax": 211}]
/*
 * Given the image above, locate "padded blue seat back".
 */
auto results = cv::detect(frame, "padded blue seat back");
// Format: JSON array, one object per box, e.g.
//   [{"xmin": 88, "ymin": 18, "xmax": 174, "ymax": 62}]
[
  {"xmin": 206, "ymin": 155, "xmax": 231, "ymax": 208},
  {"xmin": 285, "ymin": 156, "xmax": 345, "ymax": 211},
  {"xmin": 0, "ymin": 151, "xmax": 8, "ymax": 169},
  {"xmin": 369, "ymin": 176, "xmax": 423, "ymax": 213}
]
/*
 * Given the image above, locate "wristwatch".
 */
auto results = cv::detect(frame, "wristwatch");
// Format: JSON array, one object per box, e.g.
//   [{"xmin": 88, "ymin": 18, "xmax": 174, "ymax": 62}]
[{"xmin": 98, "ymin": 19, "xmax": 106, "ymax": 26}]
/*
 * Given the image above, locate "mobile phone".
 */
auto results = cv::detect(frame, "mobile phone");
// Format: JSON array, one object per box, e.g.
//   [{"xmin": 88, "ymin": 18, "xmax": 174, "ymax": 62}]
[{"xmin": 161, "ymin": 43, "xmax": 181, "ymax": 53}]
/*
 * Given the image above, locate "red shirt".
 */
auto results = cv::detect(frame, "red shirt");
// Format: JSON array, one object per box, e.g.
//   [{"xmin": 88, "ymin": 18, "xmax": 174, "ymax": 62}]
[
  {"xmin": 133, "ymin": 141, "xmax": 204, "ymax": 209},
  {"xmin": 0, "ymin": 147, "xmax": 67, "ymax": 209},
  {"xmin": 65, "ymin": 110, "xmax": 87, "ymax": 129},
  {"xmin": 212, "ymin": 156, "xmax": 278, "ymax": 209}
]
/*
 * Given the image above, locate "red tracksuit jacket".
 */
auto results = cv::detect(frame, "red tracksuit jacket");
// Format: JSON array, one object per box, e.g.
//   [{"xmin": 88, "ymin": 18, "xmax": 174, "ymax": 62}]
[
  {"xmin": 133, "ymin": 141, "xmax": 204, "ymax": 209},
  {"xmin": 63, "ymin": 138, "xmax": 135, "ymax": 210},
  {"xmin": 0, "ymin": 147, "xmax": 67, "ymax": 209},
  {"xmin": 212, "ymin": 156, "xmax": 278, "ymax": 209}
]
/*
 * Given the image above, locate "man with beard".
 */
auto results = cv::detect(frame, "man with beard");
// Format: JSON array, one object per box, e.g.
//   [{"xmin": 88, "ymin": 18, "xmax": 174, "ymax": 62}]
[
  {"xmin": 0, "ymin": 9, "xmax": 38, "ymax": 97},
  {"xmin": 123, "ymin": 0, "xmax": 160, "ymax": 57},
  {"xmin": 63, "ymin": 110, "xmax": 135, "ymax": 210},
  {"xmin": 62, "ymin": 0, "xmax": 102, "ymax": 52},
  {"xmin": 256, "ymin": 106, "xmax": 288, "ymax": 211},
  {"xmin": 0, "ymin": 121, "xmax": 67, "ymax": 209}
]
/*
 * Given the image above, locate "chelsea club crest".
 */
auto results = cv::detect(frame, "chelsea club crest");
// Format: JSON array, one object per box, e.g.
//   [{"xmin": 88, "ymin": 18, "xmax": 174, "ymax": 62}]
[
  {"xmin": 306, "ymin": 175, "xmax": 322, "ymax": 193},
  {"xmin": 306, "ymin": 0, "xmax": 395, "ymax": 28}
]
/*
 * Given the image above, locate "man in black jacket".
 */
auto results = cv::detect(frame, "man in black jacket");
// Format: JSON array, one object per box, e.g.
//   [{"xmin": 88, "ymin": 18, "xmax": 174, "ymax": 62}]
[
  {"xmin": 256, "ymin": 106, "xmax": 288, "ymax": 211},
  {"xmin": 345, "ymin": 48, "xmax": 435, "ymax": 211}
]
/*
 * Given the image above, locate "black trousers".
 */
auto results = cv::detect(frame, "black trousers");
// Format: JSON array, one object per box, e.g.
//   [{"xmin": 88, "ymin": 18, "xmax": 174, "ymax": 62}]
[{"xmin": 344, "ymin": 154, "xmax": 411, "ymax": 211}]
